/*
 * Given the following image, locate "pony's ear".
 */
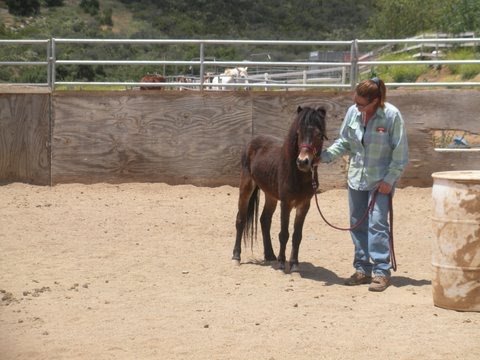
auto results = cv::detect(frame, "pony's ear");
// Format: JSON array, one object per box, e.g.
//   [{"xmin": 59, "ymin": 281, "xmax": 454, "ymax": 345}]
[
  {"xmin": 316, "ymin": 106, "xmax": 326, "ymax": 117},
  {"xmin": 297, "ymin": 106, "xmax": 303, "ymax": 114}
]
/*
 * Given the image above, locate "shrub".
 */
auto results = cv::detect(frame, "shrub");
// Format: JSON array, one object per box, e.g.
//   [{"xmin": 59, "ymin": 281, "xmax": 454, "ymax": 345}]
[
  {"xmin": 372, "ymin": 53, "xmax": 428, "ymax": 83},
  {"xmin": 6, "ymin": 0, "xmax": 40, "ymax": 16},
  {"xmin": 45, "ymin": 0, "xmax": 64, "ymax": 7},
  {"xmin": 446, "ymin": 49, "xmax": 480, "ymax": 80},
  {"xmin": 80, "ymin": 0, "xmax": 99, "ymax": 16}
]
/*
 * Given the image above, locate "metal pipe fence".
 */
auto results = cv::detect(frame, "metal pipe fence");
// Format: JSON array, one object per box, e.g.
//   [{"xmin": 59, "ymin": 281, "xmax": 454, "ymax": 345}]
[{"xmin": 0, "ymin": 37, "xmax": 479, "ymax": 90}]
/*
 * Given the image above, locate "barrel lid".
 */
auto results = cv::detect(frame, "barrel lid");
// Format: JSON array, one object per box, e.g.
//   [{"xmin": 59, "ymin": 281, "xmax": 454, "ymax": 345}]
[{"xmin": 432, "ymin": 170, "xmax": 480, "ymax": 181}]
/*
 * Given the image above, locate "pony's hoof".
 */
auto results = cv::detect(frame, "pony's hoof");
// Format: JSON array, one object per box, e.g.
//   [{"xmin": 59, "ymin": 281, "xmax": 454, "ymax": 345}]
[
  {"xmin": 231, "ymin": 259, "xmax": 240, "ymax": 266},
  {"xmin": 277, "ymin": 261, "xmax": 286, "ymax": 271},
  {"xmin": 290, "ymin": 263, "xmax": 300, "ymax": 273}
]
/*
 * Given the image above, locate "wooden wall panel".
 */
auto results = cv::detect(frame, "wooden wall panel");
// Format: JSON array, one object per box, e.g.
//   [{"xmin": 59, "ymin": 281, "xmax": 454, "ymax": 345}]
[
  {"xmin": 1, "ymin": 89, "xmax": 478, "ymax": 188},
  {"xmin": 52, "ymin": 91, "xmax": 252, "ymax": 186},
  {"xmin": 0, "ymin": 93, "xmax": 50, "ymax": 185},
  {"xmin": 389, "ymin": 89, "xmax": 480, "ymax": 187}
]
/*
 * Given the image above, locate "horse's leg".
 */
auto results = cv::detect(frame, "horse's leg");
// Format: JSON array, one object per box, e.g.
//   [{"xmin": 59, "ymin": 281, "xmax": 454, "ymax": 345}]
[
  {"xmin": 232, "ymin": 175, "xmax": 256, "ymax": 264},
  {"xmin": 277, "ymin": 202, "xmax": 292, "ymax": 270},
  {"xmin": 289, "ymin": 202, "xmax": 310, "ymax": 272},
  {"xmin": 260, "ymin": 195, "xmax": 277, "ymax": 262}
]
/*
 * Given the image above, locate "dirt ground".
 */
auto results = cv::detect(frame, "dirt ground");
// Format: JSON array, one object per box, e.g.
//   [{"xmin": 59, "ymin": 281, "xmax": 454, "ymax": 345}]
[{"xmin": 0, "ymin": 182, "xmax": 478, "ymax": 360}]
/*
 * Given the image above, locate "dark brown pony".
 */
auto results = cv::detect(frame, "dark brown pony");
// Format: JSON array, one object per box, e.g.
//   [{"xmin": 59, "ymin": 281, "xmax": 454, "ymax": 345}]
[
  {"xmin": 139, "ymin": 73, "xmax": 166, "ymax": 90},
  {"xmin": 232, "ymin": 106, "xmax": 327, "ymax": 272}
]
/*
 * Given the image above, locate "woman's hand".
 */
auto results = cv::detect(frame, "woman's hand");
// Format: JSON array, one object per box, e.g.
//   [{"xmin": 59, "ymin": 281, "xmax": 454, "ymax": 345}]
[{"xmin": 377, "ymin": 181, "xmax": 392, "ymax": 194}]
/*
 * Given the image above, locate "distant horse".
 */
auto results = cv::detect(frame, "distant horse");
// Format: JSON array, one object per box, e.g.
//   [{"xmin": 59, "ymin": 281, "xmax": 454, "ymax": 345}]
[
  {"xmin": 139, "ymin": 73, "xmax": 166, "ymax": 90},
  {"xmin": 232, "ymin": 106, "xmax": 328, "ymax": 272},
  {"xmin": 211, "ymin": 67, "xmax": 248, "ymax": 90},
  {"xmin": 175, "ymin": 75, "xmax": 193, "ymax": 90},
  {"xmin": 203, "ymin": 72, "xmax": 215, "ymax": 84}
]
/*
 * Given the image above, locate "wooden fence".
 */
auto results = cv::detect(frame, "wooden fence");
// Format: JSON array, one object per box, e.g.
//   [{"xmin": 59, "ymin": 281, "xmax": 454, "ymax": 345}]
[{"xmin": 0, "ymin": 87, "xmax": 479, "ymax": 190}]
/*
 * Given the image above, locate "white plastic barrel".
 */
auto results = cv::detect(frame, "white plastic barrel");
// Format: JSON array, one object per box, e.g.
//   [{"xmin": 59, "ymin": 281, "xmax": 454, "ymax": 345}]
[{"xmin": 431, "ymin": 170, "xmax": 480, "ymax": 311}]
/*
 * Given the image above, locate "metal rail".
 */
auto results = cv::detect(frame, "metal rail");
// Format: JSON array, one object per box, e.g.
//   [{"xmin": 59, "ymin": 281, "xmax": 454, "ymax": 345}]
[{"xmin": 0, "ymin": 37, "xmax": 479, "ymax": 90}]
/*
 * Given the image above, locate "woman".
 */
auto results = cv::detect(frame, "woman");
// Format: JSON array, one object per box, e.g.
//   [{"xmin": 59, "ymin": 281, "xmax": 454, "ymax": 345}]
[{"xmin": 321, "ymin": 77, "xmax": 409, "ymax": 292}]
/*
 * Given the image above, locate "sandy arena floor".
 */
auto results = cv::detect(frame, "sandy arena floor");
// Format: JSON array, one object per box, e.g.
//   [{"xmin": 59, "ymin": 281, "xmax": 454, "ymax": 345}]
[{"xmin": 0, "ymin": 183, "xmax": 478, "ymax": 359}]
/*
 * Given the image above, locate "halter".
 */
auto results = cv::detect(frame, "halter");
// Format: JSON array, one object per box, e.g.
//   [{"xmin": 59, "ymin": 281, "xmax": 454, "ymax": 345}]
[{"xmin": 299, "ymin": 143, "xmax": 319, "ymax": 157}]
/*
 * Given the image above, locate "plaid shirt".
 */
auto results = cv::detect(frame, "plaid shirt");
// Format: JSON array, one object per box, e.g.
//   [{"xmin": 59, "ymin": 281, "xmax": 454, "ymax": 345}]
[{"xmin": 321, "ymin": 102, "xmax": 409, "ymax": 191}]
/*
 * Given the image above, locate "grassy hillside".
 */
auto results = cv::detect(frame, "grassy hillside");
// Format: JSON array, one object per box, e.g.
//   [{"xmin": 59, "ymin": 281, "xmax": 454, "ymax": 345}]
[
  {"xmin": 0, "ymin": 0, "xmax": 135, "ymax": 38},
  {"xmin": 0, "ymin": 0, "xmax": 478, "ymax": 84},
  {"xmin": 0, "ymin": 0, "xmax": 375, "ymax": 83},
  {"xmin": 0, "ymin": 0, "xmax": 375, "ymax": 40}
]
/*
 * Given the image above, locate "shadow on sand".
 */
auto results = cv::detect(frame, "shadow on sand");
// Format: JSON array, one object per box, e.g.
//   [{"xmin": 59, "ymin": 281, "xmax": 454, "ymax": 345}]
[{"xmin": 241, "ymin": 260, "xmax": 431, "ymax": 288}]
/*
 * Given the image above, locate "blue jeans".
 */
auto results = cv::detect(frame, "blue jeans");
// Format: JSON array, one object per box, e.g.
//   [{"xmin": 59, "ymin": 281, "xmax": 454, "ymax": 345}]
[{"xmin": 348, "ymin": 187, "xmax": 392, "ymax": 278}]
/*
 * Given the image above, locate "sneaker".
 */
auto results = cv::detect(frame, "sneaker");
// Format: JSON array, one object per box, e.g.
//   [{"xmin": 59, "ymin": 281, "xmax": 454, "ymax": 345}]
[
  {"xmin": 368, "ymin": 276, "xmax": 391, "ymax": 292},
  {"xmin": 344, "ymin": 272, "xmax": 372, "ymax": 286}
]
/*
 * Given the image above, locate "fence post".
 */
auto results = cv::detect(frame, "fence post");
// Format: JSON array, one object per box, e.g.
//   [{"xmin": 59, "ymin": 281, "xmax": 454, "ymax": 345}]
[
  {"xmin": 47, "ymin": 39, "xmax": 52, "ymax": 88},
  {"xmin": 48, "ymin": 38, "xmax": 54, "ymax": 185},
  {"xmin": 199, "ymin": 42, "xmax": 205, "ymax": 90},
  {"xmin": 50, "ymin": 38, "xmax": 56, "ymax": 90},
  {"xmin": 350, "ymin": 39, "xmax": 358, "ymax": 90}
]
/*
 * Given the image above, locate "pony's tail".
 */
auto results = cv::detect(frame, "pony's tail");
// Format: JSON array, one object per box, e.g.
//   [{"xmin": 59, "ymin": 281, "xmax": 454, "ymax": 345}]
[{"xmin": 243, "ymin": 186, "xmax": 259, "ymax": 250}]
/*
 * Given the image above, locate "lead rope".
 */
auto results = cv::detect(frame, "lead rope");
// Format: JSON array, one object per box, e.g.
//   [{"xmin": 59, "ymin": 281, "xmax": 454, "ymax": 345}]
[
  {"xmin": 388, "ymin": 194, "xmax": 396, "ymax": 271},
  {"xmin": 311, "ymin": 168, "xmax": 397, "ymax": 271}
]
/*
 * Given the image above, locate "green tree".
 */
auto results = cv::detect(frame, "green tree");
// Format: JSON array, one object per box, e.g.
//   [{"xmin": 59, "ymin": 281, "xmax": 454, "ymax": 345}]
[
  {"xmin": 366, "ymin": 0, "xmax": 436, "ymax": 38},
  {"xmin": 6, "ymin": 0, "xmax": 40, "ymax": 16},
  {"xmin": 433, "ymin": 0, "xmax": 480, "ymax": 34},
  {"xmin": 367, "ymin": 0, "xmax": 480, "ymax": 38},
  {"xmin": 0, "ymin": 22, "xmax": 6, "ymax": 36},
  {"xmin": 80, "ymin": 0, "xmax": 100, "ymax": 16},
  {"xmin": 45, "ymin": 0, "xmax": 64, "ymax": 7},
  {"xmin": 99, "ymin": 8, "xmax": 114, "ymax": 27}
]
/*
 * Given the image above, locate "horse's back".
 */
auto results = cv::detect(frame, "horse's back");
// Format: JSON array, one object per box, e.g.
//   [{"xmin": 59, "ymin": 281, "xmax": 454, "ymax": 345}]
[
  {"xmin": 210, "ymin": 76, "xmax": 223, "ymax": 90},
  {"xmin": 242, "ymin": 135, "xmax": 283, "ymax": 195},
  {"xmin": 242, "ymin": 135, "xmax": 281, "ymax": 169},
  {"xmin": 139, "ymin": 74, "xmax": 166, "ymax": 90},
  {"xmin": 246, "ymin": 135, "xmax": 282, "ymax": 156}
]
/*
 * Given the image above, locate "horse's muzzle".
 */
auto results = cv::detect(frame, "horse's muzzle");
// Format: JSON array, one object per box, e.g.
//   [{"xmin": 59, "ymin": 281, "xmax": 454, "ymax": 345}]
[{"xmin": 296, "ymin": 155, "xmax": 313, "ymax": 172}]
